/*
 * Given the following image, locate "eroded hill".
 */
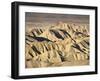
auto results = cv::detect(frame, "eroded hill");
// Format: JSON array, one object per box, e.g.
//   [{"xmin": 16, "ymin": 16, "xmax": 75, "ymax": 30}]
[{"xmin": 25, "ymin": 22, "xmax": 89, "ymax": 68}]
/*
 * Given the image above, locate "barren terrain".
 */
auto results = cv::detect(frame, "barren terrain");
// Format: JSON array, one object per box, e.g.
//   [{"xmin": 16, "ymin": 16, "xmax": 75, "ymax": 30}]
[{"xmin": 25, "ymin": 22, "xmax": 90, "ymax": 68}]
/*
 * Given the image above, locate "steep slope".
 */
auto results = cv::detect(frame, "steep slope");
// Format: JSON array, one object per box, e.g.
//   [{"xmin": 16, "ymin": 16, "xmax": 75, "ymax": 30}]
[
  {"xmin": 25, "ymin": 22, "xmax": 90, "ymax": 68},
  {"xmin": 26, "ymin": 28, "xmax": 45, "ymax": 37}
]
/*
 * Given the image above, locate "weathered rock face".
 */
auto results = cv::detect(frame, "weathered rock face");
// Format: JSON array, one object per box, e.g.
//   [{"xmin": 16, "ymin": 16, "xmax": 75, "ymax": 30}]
[{"xmin": 25, "ymin": 22, "xmax": 89, "ymax": 68}]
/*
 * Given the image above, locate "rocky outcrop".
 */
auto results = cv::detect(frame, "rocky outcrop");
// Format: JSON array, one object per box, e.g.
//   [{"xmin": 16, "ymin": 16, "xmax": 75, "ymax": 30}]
[{"xmin": 25, "ymin": 22, "xmax": 89, "ymax": 68}]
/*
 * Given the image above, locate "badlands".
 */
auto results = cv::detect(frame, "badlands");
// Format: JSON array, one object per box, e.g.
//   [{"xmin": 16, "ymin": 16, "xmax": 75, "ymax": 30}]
[{"xmin": 25, "ymin": 22, "xmax": 89, "ymax": 68}]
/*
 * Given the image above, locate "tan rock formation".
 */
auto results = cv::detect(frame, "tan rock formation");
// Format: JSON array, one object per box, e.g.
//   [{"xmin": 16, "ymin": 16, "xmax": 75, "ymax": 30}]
[{"xmin": 25, "ymin": 22, "xmax": 89, "ymax": 68}]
